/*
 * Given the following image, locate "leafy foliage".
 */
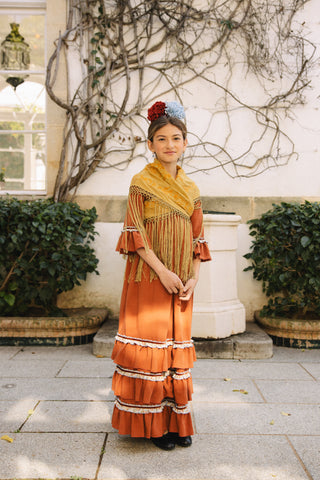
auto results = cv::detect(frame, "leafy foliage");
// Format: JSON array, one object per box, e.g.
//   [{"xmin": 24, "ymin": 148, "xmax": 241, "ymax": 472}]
[
  {"xmin": 0, "ymin": 198, "xmax": 99, "ymax": 316},
  {"xmin": 244, "ymin": 201, "xmax": 320, "ymax": 318}
]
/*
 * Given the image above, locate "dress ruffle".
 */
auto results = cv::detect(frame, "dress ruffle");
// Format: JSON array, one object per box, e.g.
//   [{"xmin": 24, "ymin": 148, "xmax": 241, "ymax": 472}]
[
  {"xmin": 111, "ymin": 339, "xmax": 196, "ymax": 373},
  {"xmin": 112, "ymin": 402, "xmax": 194, "ymax": 438},
  {"xmin": 112, "ymin": 369, "xmax": 193, "ymax": 405},
  {"xmin": 116, "ymin": 230, "xmax": 150, "ymax": 254},
  {"xmin": 194, "ymin": 240, "xmax": 211, "ymax": 261}
]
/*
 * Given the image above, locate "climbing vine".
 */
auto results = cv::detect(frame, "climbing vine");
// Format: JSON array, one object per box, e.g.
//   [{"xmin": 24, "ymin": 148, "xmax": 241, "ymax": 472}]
[{"xmin": 46, "ymin": 0, "xmax": 316, "ymax": 201}]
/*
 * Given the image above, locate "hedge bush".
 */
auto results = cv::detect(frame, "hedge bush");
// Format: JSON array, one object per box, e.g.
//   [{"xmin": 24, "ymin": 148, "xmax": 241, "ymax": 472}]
[
  {"xmin": 244, "ymin": 201, "xmax": 320, "ymax": 318},
  {"xmin": 0, "ymin": 198, "xmax": 99, "ymax": 316}
]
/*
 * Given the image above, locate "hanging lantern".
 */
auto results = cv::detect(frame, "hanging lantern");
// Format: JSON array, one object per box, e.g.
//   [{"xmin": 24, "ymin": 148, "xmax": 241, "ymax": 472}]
[{"xmin": 0, "ymin": 23, "xmax": 30, "ymax": 89}]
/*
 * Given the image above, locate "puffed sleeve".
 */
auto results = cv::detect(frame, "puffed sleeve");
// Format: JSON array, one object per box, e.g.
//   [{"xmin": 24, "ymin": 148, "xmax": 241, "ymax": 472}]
[
  {"xmin": 191, "ymin": 200, "xmax": 212, "ymax": 261},
  {"xmin": 116, "ymin": 188, "xmax": 151, "ymax": 254}
]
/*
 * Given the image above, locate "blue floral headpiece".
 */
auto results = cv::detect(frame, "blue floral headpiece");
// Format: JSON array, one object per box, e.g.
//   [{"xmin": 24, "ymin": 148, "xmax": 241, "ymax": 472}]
[{"xmin": 147, "ymin": 100, "xmax": 186, "ymax": 122}]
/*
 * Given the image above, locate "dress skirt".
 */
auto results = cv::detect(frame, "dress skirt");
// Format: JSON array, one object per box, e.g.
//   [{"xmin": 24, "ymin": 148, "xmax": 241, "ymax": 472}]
[{"xmin": 111, "ymin": 263, "xmax": 196, "ymax": 438}]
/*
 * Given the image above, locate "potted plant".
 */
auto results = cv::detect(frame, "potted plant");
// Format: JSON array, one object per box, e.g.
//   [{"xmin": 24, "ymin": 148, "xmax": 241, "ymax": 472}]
[
  {"xmin": 0, "ymin": 197, "xmax": 107, "ymax": 345},
  {"xmin": 244, "ymin": 201, "xmax": 320, "ymax": 348}
]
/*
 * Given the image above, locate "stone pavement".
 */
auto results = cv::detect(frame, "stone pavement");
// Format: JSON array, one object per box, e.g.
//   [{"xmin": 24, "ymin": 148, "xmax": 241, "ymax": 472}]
[{"xmin": 1, "ymin": 332, "xmax": 320, "ymax": 480}]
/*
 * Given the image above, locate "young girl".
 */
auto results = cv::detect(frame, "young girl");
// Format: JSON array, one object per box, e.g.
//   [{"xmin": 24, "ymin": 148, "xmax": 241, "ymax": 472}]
[{"xmin": 111, "ymin": 101, "xmax": 211, "ymax": 450}]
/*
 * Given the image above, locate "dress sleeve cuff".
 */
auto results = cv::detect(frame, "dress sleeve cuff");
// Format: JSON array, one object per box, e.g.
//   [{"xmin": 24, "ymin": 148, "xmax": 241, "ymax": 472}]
[
  {"xmin": 116, "ymin": 228, "xmax": 151, "ymax": 254},
  {"xmin": 193, "ymin": 239, "xmax": 212, "ymax": 261}
]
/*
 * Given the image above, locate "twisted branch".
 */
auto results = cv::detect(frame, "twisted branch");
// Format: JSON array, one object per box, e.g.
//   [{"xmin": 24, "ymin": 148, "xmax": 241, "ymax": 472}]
[{"xmin": 46, "ymin": 0, "xmax": 316, "ymax": 201}]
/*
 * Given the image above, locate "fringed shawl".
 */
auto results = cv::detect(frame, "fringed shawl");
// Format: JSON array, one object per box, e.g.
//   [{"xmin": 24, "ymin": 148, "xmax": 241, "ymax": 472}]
[{"xmin": 124, "ymin": 159, "xmax": 201, "ymax": 283}]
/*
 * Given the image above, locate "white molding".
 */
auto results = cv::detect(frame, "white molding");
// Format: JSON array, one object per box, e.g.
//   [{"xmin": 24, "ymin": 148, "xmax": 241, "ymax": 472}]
[
  {"xmin": 0, "ymin": 0, "xmax": 46, "ymax": 10},
  {"xmin": 0, "ymin": 190, "xmax": 46, "ymax": 195},
  {"xmin": 0, "ymin": 70, "xmax": 45, "ymax": 75}
]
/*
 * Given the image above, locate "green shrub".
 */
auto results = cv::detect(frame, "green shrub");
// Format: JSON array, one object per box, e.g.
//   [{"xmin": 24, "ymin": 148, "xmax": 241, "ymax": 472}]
[
  {"xmin": 0, "ymin": 198, "xmax": 99, "ymax": 316},
  {"xmin": 244, "ymin": 201, "xmax": 320, "ymax": 318}
]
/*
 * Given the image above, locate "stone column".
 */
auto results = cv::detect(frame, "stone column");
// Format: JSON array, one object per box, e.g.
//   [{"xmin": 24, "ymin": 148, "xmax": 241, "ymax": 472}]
[{"xmin": 192, "ymin": 213, "xmax": 246, "ymax": 339}]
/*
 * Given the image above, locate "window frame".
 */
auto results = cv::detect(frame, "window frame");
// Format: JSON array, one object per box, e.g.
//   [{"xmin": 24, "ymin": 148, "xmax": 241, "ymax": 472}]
[{"xmin": 0, "ymin": 0, "xmax": 47, "ymax": 195}]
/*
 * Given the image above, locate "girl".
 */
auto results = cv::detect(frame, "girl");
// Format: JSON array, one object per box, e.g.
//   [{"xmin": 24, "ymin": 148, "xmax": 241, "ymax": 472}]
[{"xmin": 111, "ymin": 101, "xmax": 211, "ymax": 450}]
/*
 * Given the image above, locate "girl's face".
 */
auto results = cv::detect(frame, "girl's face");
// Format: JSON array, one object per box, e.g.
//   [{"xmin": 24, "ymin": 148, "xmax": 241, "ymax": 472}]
[{"xmin": 148, "ymin": 123, "xmax": 187, "ymax": 168}]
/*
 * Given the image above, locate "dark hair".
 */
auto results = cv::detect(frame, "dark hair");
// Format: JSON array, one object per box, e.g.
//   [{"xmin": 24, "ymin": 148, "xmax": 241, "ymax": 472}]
[{"xmin": 147, "ymin": 116, "xmax": 187, "ymax": 141}]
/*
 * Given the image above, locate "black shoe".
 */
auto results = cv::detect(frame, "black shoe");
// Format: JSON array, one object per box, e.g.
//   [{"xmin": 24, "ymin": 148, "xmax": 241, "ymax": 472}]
[
  {"xmin": 168, "ymin": 432, "xmax": 192, "ymax": 447},
  {"xmin": 151, "ymin": 434, "xmax": 175, "ymax": 451},
  {"xmin": 176, "ymin": 435, "xmax": 192, "ymax": 447}
]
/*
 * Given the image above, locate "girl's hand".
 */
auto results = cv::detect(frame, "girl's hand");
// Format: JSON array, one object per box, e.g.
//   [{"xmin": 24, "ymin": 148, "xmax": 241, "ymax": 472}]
[
  {"xmin": 159, "ymin": 269, "xmax": 184, "ymax": 295},
  {"xmin": 179, "ymin": 278, "xmax": 198, "ymax": 301}
]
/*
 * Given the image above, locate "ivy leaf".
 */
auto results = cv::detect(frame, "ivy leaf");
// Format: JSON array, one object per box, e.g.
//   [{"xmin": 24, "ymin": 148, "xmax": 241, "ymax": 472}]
[{"xmin": 301, "ymin": 236, "xmax": 311, "ymax": 248}]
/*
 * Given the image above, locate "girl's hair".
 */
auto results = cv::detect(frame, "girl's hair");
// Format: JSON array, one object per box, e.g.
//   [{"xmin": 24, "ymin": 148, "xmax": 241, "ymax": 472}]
[{"xmin": 147, "ymin": 116, "xmax": 187, "ymax": 141}]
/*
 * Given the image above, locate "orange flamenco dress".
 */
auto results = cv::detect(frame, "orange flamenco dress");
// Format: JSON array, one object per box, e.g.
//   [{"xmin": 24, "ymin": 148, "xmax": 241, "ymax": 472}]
[{"xmin": 111, "ymin": 160, "xmax": 211, "ymax": 438}]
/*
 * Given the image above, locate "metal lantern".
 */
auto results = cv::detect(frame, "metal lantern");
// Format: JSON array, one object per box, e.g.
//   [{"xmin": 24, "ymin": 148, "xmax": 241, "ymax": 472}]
[{"xmin": 0, "ymin": 23, "xmax": 30, "ymax": 89}]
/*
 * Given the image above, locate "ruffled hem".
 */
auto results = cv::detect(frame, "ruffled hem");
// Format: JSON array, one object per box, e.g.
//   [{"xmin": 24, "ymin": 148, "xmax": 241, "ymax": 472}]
[
  {"xmin": 116, "ymin": 230, "xmax": 151, "ymax": 254},
  {"xmin": 112, "ymin": 370, "xmax": 193, "ymax": 405},
  {"xmin": 112, "ymin": 403, "xmax": 194, "ymax": 438},
  {"xmin": 111, "ymin": 340, "xmax": 196, "ymax": 372},
  {"xmin": 194, "ymin": 240, "xmax": 211, "ymax": 261}
]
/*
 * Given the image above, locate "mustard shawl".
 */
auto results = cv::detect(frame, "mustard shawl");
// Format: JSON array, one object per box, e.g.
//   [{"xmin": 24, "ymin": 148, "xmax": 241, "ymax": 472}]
[{"xmin": 126, "ymin": 159, "xmax": 201, "ymax": 283}]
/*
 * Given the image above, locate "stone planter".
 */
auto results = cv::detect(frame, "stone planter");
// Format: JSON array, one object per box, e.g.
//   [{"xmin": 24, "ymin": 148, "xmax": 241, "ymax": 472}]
[
  {"xmin": 255, "ymin": 310, "xmax": 320, "ymax": 348},
  {"xmin": 0, "ymin": 308, "xmax": 108, "ymax": 346},
  {"xmin": 192, "ymin": 213, "xmax": 246, "ymax": 339}
]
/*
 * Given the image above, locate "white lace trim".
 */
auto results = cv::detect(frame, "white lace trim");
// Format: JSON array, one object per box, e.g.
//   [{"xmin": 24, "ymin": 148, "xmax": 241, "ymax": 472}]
[
  {"xmin": 115, "ymin": 366, "xmax": 191, "ymax": 382},
  {"xmin": 122, "ymin": 226, "xmax": 139, "ymax": 232},
  {"xmin": 172, "ymin": 370, "xmax": 191, "ymax": 380},
  {"xmin": 115, "ymin": 333, "xmax": 194, "ymax": 350},
  {"xmin": 115, "ymin": 366, "xmax": 169, "ymax": 382},
  {"xmin": 194, "ymin": 237, "xmax": 208, "ymax": 244},
  {"xmin": 115, "ymin": 398, "xmax": 191, "ymax": 415}
]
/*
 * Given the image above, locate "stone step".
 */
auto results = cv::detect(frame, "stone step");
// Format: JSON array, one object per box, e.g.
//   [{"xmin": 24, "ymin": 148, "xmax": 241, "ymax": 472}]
[{"xmin": 92, "ymin": 320, "xmax": 273, "ymax": 359}]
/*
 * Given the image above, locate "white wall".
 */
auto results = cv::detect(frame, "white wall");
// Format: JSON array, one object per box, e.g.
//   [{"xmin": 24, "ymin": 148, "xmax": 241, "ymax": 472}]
[{"xmin": 58, "ymin": 0, "xmax": 320, "ymax": 320}]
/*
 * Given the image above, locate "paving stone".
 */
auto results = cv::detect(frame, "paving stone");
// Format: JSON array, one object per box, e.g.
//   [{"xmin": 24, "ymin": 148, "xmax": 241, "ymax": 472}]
[
  {"xmin": 256, "ymin": 380, "xmax": 320, "ymax": 404},
  {"xmin": 0, "ymin": 399, "xmax": 38, "ymax": 431},
  {"xmin": 289, "ymin": 435, "xmax": 320, "ymax": 480},
  {"xmin": 93, "ymin": 318, "xmax": 118, "ymax": 357},
  {"xmin": 22, "ymin": 400, "xmax": 115, "ymax": 433},
  {"xmin": 192, "ymin": 360, "xmax": 313, "ymax": 380},
  {"xmin": 192, "ymin": 378, "xmax": 264, "ymax": 403},
  {"xmin": 193, "ymin": 402, "xmax": 320, "ymax": 435},
  {"xmin": 300, "ymin": 362, "xmax": 320, "ymax": 380},
  {"xmin": 0, "ymin": 346, "xmax": 21, "ymax": 359},
  {"xmin": 57, "ymin": 358, "xmax": 115, "ymax": 377},
  {"xmin": 0, "ymin": 432, "xmax": 105, "ymax": 479},
  {"xmin": 194, "ymin": 336, "xmax": 235, "ymax": 359},
  {"xmin": 13, "ymin": 343, "xmax": 93, "ymax": 359},
  {"xmin": 0, "ymin": 377, "xmax": 113, "ymax": 401},
  {"xmin": 243, "ymin": 346, "xmax": 320, "ymax": 363},
  {"xmin": 98, "ymin": 433, "xmax": 309, "ymax": 480},
  {"xmin": 0, "ymin": 359, "xmax": 65, "ymax": 378},
  {"xmin": 0, "ymin": 342, "xmax": 319, "ymax": 480},
  {"xmin": 232, "ymin": 323, "xmax": 273, "ymax": 359}
]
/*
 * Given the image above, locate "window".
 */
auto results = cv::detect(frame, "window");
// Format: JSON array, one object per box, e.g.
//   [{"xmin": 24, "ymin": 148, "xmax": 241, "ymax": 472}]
[{"xmin": 0, "ymin": 1, "xmax": 46, "ymax": 193}]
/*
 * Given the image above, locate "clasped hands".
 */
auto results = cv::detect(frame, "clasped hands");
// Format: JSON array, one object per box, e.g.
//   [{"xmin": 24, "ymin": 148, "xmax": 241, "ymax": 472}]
[{"xmin": 159, "ymin": 268, "xmax": 198, "ymax": 301}]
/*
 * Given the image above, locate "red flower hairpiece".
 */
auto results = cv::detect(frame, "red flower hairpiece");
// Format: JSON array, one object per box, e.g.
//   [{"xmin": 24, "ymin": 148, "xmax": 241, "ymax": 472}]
[{"xmin": 147, "ymin": 101, "xmax": 166, "ymax": 122}]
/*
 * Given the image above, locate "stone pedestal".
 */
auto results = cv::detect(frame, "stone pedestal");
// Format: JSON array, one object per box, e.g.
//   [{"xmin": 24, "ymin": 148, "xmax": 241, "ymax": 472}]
[{"xmin": 192, "ymin": 213, "xmax": 246, "ymax": 339}]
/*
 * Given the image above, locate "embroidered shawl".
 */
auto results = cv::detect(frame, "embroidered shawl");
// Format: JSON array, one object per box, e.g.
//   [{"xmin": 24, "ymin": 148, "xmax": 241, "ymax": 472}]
[{"xmin": 126, "ymin": 159, "xmax": 201, "ymax": 282}]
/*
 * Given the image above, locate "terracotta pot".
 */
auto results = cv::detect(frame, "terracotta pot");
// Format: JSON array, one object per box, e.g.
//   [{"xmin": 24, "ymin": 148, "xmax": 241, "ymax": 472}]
[
  {"xmin": 0, "ymin": 308, "xmax": 108, "ymax": 346},
  {"xmin": 255, "ymin": 310, "xmax": 320, "ymax": 348}
]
